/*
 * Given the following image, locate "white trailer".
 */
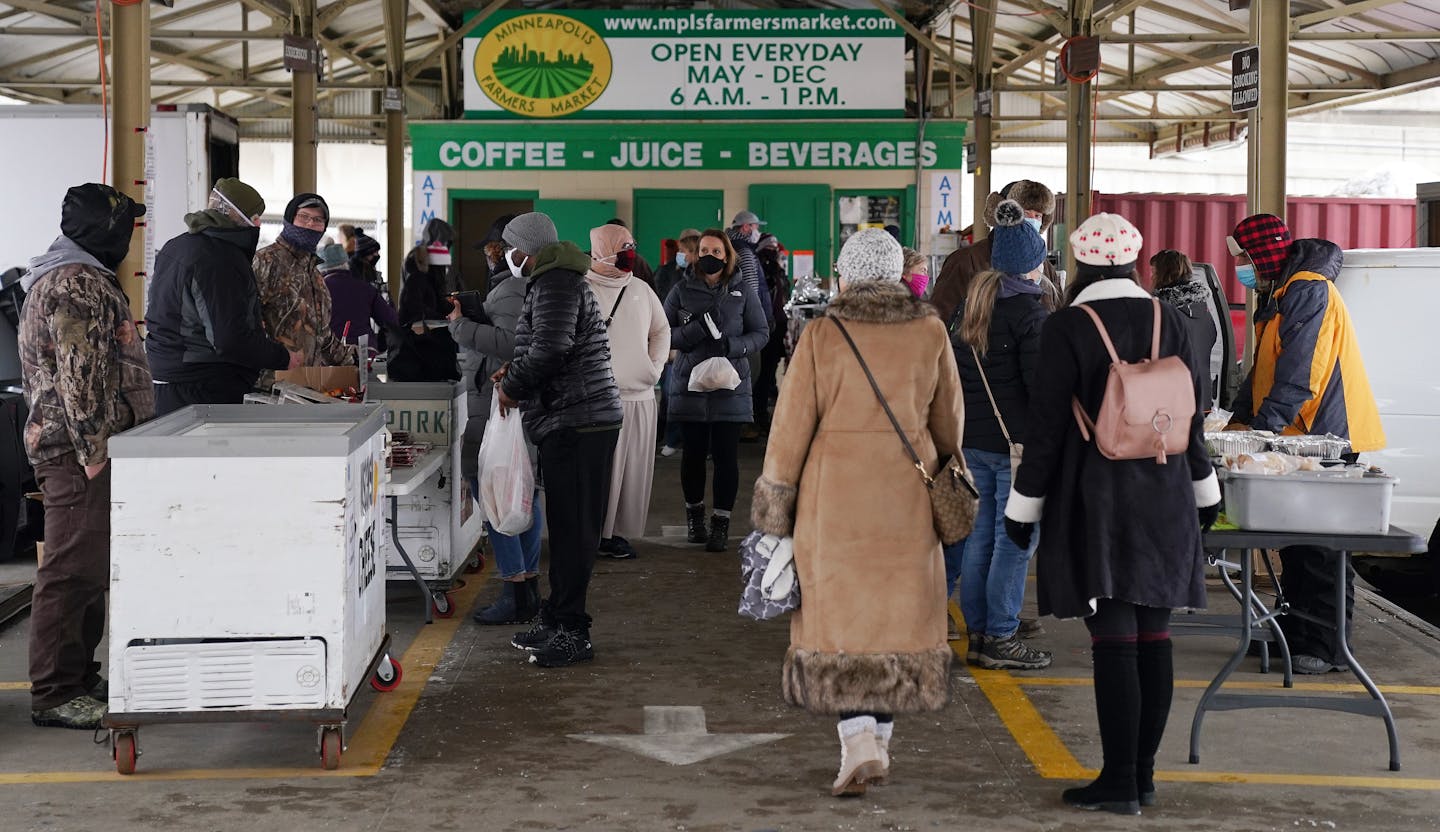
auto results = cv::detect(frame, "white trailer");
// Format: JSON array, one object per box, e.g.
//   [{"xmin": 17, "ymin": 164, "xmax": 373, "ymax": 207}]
[{"xmin": 0, "ymin": 104, "xmax": 240, "ymax": 307}]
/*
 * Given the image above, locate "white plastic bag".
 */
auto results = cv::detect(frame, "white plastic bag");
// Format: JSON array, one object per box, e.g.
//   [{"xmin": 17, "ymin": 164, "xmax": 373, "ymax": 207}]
[
  {"xmin": 688, "ymin": 356, "xmax": 741, "ymax": 392},
  {"xmin": 476, "ymin": 391, "xmax": 534, "ymax": 535}
]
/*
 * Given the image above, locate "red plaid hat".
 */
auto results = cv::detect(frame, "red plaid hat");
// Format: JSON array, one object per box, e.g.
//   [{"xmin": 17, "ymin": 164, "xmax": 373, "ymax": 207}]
[{"xmin": 1229, "ymin": 214, "xmax": 1292, "ymax": 283}]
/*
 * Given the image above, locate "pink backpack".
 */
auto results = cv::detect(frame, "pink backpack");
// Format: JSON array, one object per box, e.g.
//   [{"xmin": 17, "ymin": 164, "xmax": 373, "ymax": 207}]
[{"xmin": 1071, "ymin": 298, "xmax": 1195, "ymax": 464}]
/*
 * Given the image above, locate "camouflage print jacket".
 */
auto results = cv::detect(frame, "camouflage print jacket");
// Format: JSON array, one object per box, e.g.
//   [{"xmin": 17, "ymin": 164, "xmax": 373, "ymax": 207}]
[
  {"xmin": 18, "ymin": 250, "xmax": 155, "ymax": 467},
  {"xmin": 253, "ymin": 238, "xmax": 355, "ymax": 386}
]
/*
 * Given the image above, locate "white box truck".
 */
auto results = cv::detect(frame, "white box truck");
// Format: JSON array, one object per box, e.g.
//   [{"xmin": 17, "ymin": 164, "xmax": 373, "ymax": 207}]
[{"xmin": 0, "ymin": 103, "xmax": 240, "ymax": 304}]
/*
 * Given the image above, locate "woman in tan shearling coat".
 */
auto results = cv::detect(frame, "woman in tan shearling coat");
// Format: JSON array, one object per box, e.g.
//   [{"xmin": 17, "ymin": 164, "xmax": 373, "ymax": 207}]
[{"xmin": 751, "ymin": 228, "xmax": 963, "ymax": 797}]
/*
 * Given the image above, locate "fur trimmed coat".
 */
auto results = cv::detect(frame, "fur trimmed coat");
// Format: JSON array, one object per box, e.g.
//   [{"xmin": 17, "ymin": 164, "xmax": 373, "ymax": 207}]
[{"xmin": 751, "ymin": 280, "xmax": 962, "ymax": 715}]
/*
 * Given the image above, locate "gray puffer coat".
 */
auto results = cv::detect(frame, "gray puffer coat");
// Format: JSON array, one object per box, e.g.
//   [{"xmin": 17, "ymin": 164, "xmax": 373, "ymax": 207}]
[
  {"xmin": 663, "ymin": 272, "xmax": 770, "ymax": 423},
  {"xmin": 451, "ymin": 273, "xmax": 525, "ymax": 478}
]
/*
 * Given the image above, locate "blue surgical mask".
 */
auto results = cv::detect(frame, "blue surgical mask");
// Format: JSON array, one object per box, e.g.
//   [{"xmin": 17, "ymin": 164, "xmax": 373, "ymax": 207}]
[
  {"xmin": 1023, "ymin": 217, "xmax": 1042, "ymax": 233},
  {"xmin": 676, "ymin": 252, "xmax": 689, "ymax": 268},
  {"xmin": 1236, "ymin": 263, "xmax": 1258, "ymax": 289}
]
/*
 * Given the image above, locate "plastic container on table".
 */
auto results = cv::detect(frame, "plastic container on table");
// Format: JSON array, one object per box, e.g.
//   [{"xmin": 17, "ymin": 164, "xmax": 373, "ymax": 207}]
[{"xmin": 1219, "ymin": 468, "xmax": 1397, "ymax": 535}]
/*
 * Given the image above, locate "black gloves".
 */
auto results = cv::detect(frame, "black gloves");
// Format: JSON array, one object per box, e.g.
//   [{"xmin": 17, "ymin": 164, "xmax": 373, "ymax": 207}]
[
  {"xmin": 1198, "ymin": 502, "xmax": 1221, "ymax": 533},
  {"xmin": 1004, "ymin": 517, "xmax": 1034, "ymax": 550}
]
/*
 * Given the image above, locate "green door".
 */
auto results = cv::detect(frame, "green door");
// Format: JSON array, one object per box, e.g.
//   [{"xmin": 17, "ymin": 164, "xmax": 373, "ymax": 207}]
[
  {"xmin": 533, "ymin": 198, "xmax": 617, "ymax": 250},
  {"xmin": 748, "ymin": 184, "xmax": 832, "ymax": 283},
  {"xmin": 632, "ymin": 189, "xmax": 725, "ymax": 268}
]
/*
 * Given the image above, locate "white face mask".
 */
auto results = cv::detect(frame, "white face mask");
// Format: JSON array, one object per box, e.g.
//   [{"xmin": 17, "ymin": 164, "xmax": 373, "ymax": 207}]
[
  {"xmin": 748, "ymin": 228, "xmax": 761, "ymax": 245},
  {"xmin": 507, "ymin": 249, "xmax": 528, "ymax": 279},
  {"xmin": 1023, "ymin": 217, "xmax": 1043, "ymax": 233}
]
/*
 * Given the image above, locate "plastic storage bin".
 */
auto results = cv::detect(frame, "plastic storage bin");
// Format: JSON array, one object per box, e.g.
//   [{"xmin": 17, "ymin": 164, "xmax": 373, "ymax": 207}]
[{"xmin": 1220, "ymin": 468, "xmax": 1397, "ymax": 535}]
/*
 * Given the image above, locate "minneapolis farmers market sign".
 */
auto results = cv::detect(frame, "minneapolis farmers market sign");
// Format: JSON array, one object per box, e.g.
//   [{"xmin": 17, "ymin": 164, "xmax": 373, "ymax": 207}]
[
  {"xmin": 461, "ymin": 10, "xmax": 904, "ymax": 120},
  {"xmin": 410, "ymin": 121, "xmax": 966, "ymax": 172}
]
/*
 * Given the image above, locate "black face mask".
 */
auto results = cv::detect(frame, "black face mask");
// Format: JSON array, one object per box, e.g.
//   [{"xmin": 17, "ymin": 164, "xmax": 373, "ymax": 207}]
[{"xmin": 697, "ymin": 254, "xmax": 725, "ymax": 276}]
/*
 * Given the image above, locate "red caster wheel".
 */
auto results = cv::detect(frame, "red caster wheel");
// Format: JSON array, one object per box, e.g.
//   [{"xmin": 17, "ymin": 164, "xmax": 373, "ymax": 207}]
[
  {"xmin": 114, "ymin": 731, "xmax": 138, "ymax": 776},
  {"xmin": 433, "ymin": 590, "xmax": 455, "ymax": 619},
  {"xmin": 320, "ymin": 726, "xmax": 342, "ymax": 770},
  {"xmin": 371, "ymin": 655, "xmax": 402, "ymax": 692}
]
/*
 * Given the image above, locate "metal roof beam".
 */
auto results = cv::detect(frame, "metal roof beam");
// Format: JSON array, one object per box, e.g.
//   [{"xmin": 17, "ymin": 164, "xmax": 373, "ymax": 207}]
[
  {"xmin": 1294, "ymin": 0, "xmax": 1414, "ymax": 28},
  {"xmin": 404, "ymin": 0, "xmax": 508, "ymax": 83},
  {"xmin": 317, "ymin": 0, "xmax": 372, "ymax": 30},
  {"xmin": 868, "ymin": 0, "xmax": 972, "ymax": 83},
  {"xmin": 155, "ymin": 0, "xmax": 245, "ymax": 28},
  {"xmin": 1, "ymin": 0, "xmax": 86, "ymax": 26}
]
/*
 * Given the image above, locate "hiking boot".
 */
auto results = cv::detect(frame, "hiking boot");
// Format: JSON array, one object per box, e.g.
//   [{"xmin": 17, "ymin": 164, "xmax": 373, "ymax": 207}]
[
  {"xmin": 685, "ymin": 505, "xmax": 707, "ymax": 544},
  {"xmin": 1019, "ymin": 617, "xmax": 1045, "ymax": 639},
  {"xmin": 529, "ymin": 627, "xmax": 593, "ymax": 668},
  {"xmin": 705, "ymin": 515, "xmax": 731, "ymax": 552},
  {"xmin": 966, "ymin": 633, "xmax": 984, "ymax": 666},
  {"xmin": 1293, "ymin": 654, "xmax": 1349, "ymax": 675},
  {"xmin": 832, "ymin": 721, "xmax": 884, "ymax": 797},
  {"xmin": 599, "ymin": 536, "xmax": 638, "ymax": 560},
  {"xmin": 512, "ymin": 619, "xmax": 557, "ymax": 652},
  {"xmin": 978, "ymin": 633, "xmax": 1052, "ymax": 670},
  {"xmin": 89, "ymin": 678, "xmax": 108, "ymax": 703},
  {"xmin": 31, "ymin": 695, "xmax": 107, "ymax": 730}
]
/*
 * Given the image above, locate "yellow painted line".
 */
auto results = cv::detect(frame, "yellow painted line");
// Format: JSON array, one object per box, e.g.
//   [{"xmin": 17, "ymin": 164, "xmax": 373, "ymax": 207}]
[
  {"xmin": 0, "ymin": 570, "xmax": 488, "ymax": 785},
  {"xmin": 1017, "ymin": 675, "xmax": 1440, "ymax": 696},
  {"xmin": 0, "ymin": 682, "xmax": 29, "ymax": 691},
  {"xmin": 957, "ymin": 638, "xmax": 1089, "ymax": 780}
]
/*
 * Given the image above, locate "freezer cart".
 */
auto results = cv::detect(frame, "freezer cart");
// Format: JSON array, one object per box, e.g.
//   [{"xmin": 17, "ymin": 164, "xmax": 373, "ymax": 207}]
[{"xmin": 104, "ymin": 405, "xmax": 399, "ymax": 774}]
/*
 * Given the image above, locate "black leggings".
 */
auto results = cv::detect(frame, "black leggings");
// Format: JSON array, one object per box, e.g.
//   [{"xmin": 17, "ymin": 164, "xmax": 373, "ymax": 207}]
[
  {"xmin": 680, "ymin": 422, "xmax": 742, "ymax": 512},
  {"xmin": 1084, "ymin": 598, "xmax": 1172, "ymax": 644}
]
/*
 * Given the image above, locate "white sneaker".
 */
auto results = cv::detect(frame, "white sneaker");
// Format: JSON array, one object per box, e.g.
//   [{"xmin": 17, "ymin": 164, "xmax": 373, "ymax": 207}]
[{"xmin": 659, "ymin": 445, "xmax": 678, "ymax": 457}]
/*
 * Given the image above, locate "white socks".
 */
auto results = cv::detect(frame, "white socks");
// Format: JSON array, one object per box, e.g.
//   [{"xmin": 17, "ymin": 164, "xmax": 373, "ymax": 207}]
[{"xmin": 838, "ymin": 715, "xmax": 876, "ymax": 738}]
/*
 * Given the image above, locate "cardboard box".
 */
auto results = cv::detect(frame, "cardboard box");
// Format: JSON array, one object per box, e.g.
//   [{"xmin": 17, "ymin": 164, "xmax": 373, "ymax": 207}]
[{"xmin": 274, "ymin": 366, "xmax": 361, "ymax": 394}]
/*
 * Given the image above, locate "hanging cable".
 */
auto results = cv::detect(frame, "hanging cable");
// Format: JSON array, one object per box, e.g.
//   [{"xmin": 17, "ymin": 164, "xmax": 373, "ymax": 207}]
[{"xmin": 1058, "ymin": 36, "xmax": 1100, "ymax": 84}]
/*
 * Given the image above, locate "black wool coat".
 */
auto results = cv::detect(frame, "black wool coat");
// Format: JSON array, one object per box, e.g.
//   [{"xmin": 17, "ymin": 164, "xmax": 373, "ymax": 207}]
[
  {"xmin": 1006, "ymin": 277, "xmax": 1218, "ymax": 619},
  {"xmin": 952, "ymin": 291, "xmax": 1048, "ymax": 454}
]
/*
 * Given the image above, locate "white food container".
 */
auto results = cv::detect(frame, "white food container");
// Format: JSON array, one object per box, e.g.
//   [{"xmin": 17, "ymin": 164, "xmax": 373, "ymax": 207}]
[{"xmin": 1220, "ymin": 468, "xmax": 1397, "ymax": 535}]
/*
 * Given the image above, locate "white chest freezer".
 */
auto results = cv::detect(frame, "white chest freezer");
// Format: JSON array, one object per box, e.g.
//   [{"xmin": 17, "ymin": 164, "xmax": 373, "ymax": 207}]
[{"xmin": 104, "ymin": 404, "xmax": 395, "ymax": 773}]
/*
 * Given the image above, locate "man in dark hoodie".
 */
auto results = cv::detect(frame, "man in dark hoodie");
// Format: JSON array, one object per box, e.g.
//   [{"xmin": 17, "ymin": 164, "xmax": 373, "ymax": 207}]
[
  {"xmin": 19, "ymin": 184, "xmax": 155, "ymax": 729},
  {"xmin": 146, "ymin": 178, "xmax": 298, "ymax": 415},
  {"xmin": 495, "ymin": 212, "xmax": 623, "ymax": 669}
]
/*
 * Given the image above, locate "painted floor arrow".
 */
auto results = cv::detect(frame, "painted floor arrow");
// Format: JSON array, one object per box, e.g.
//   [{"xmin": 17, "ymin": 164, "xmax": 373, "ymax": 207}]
[{"xmin": 570, "ymin": 706, "xmax": 789, "ymax": 765}]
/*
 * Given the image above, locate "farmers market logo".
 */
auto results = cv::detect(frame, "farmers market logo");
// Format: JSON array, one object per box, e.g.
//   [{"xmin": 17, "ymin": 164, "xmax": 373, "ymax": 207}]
[{"xmin": 475, "ymin": 14, "xmax": 612, "ymax": 118}]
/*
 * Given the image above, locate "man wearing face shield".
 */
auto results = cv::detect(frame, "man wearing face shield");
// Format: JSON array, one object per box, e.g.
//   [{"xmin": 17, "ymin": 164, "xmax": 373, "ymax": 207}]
[
  {"xmin": 19, "ymin": 184, "xmax": 155, "ymax": 728},
  {"xmin": 1225, "ymin": 212, "xmax": 1385, "ymax": 675}
]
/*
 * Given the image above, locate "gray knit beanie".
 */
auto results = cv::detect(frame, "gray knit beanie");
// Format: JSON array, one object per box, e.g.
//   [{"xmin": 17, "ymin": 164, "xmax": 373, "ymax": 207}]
[
  {"xmin": 836, "ymin": 228, "xmax": 904, "ymax": 284},
  {"xmin": 502, "ymin": 212, "xmax": 559, "ymax": 255}
]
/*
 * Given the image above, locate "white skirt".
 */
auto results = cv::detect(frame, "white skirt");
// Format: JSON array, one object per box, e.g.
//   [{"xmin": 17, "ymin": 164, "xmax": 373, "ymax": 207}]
[{"xmin": 604, "ymin": 397, "xmax": 659, "ymax": 540}]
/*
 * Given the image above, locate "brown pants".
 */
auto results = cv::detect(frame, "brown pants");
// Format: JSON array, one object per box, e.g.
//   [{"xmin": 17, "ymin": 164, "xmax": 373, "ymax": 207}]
[{"xmin": 30, "ymin": 457, "xmax": 109, "ymax": 711}]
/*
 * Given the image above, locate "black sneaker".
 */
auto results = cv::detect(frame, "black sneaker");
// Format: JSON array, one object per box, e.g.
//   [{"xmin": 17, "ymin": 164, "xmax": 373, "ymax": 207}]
[
  {"xmin": 511, "ymin": 620, "xmax": 557, "ymax": 652},
  {"xmin": 529, "ymin": 627, "xmax": 593, "ymax": 668},
  {"xmin": 598, "ymin": 536, "xmax": 638, "ymax": 560}
]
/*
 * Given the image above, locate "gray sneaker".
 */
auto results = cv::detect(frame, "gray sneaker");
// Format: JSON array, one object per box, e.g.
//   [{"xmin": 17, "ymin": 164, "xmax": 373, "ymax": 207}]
[
  {"xmin": 31, "ymin": 694, "xmax": 107, "ymax": 729},
  {"xmin": 978, "ymin": 634, "xmax": 1052, "ymax": 670}
]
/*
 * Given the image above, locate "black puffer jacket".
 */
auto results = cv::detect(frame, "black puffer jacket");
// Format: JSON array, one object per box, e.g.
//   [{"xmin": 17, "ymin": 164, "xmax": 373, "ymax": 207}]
[
  {"xmin": 146, "ymin": 211, "xmax": 289, "ymax": 386},
  {"xmin": 500, "ymin": 241, "xmax": 622, "ymax": 443},
  {"xmin": 952, "ymin": 292, "xmax": 1048, "ymax": 454}
]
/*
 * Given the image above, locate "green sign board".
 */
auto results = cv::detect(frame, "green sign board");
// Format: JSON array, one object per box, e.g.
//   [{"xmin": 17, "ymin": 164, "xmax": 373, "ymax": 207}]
[
  {"xmin": 410, "ymin": 121, "xmax": 965, "ymax": 172},
  {"xmin": 461, "ymin": 10, "xmax": 904, "ymax": 120}
]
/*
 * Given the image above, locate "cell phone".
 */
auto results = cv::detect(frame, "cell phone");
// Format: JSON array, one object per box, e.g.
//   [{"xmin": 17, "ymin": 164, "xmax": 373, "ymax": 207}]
[{"xmin": 451, "ymin": 290, "xmax": 485, "ymax": 321}]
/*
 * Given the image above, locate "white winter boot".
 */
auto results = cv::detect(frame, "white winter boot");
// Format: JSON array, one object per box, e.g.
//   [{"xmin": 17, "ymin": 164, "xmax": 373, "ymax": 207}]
[
  {"xmin": 873, "ymin": 720, "xmax": 892, "ymax": 785},
  {"xmin": 832, "ymin": 717, "xmax": 885, "ymax": 797}
]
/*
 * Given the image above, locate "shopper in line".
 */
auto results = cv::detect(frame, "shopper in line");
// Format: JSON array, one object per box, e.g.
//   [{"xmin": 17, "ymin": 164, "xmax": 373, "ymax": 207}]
[
  {"xmin": 1151, "ymin": 249, "xmax": 1218, "ymax": 408},
  {"xmin": 752, "ymin": 233, "xmax": 789, "ymax": 432},
  {"xmin": 399, "ymin": 239, "xmax": 451, "ymax": 326},
  {"xmin": 253, "ymin": 193, "xmax": 355, "ymax": 388},
  {"xmin": 931, "ymin": 180, "xmax": 1059, "ymax": 323},
  {"xmin": 449, "ymin": 234, "xmax": 543, "ymax": 626},
  {"xmin": 585, "ymin": 224, "xmax": 669, "ymax": 560},
  {"xmin": 497, "ymin": 213, "xmax": 623, "ymax": 668},
  {"xmin": 752, "ymin": 228, "xmax": 961, "ymax": 796},
  {"xmin": 321, "ymin": 243, "xmax": 398, "ymax": 348},
  {"xmin": 1004, "ymin": 213, "xmax": 1219, "ymax": 815},
  {"xmin": 901, "ymin": 248, "xmax": 930, "ymax": 299},
  {"xmin": 18, "ymin": 184, "xmax": 155, "ymax": 729},
  {"xmin": 951, "ymin": 200, "xmax": 1053, "ymax": 671},
  {"xmin": 147, "ymin": 178, "xmax": 298, "ymax": 414},
  {"xmin": 655, "ymin": 229, "xmax": 700, "ymax": 457},
  {"xmin": 349, "ymin": 228, "xmax": 384, "ymax": 295},
  {"xmin": 664, "ymin": 229, "xmax": 769, "ymax": 551},
  {"xmin": 1224, "ymin": 214, "xmax": 1386, "ymax": 674}
]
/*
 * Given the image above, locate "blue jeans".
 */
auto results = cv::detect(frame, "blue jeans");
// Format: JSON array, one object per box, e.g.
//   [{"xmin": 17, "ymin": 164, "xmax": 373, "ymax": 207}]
[
  {"xmin": 485, "ymin": 490, "xmax": 544, "ymax": 579},
  {"xmin": 943, "ymin": 540, "xmax": 965, "ymax": 601},
  {"xmin": 959, "ymin": 448, "xmax": 1034, "ymax": 639}
]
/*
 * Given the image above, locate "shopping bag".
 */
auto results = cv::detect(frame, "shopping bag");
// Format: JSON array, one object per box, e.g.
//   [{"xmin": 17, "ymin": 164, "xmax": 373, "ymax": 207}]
[
  {"xmin": 476, "ymin": 391, "xmax": 534, "ymax": 535},
  {"xmin": 738, "ymin": 531, "xmax": 800, "ymax": 620},
  {"xmin": 688, "ymin": 356, "xmax": 741, "ymax": 392}
]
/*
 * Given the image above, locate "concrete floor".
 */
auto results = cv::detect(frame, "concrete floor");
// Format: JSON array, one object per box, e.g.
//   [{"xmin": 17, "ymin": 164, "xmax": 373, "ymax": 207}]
[{"xmin": 2, "ymin": 444, "xmax": 1440, "ymax": 831}]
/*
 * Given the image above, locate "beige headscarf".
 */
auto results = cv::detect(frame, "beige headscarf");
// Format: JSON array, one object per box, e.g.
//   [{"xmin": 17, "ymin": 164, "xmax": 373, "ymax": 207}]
[{"xmin": 588, "ymin": 224, "xmax": 633, "ymax": 281}]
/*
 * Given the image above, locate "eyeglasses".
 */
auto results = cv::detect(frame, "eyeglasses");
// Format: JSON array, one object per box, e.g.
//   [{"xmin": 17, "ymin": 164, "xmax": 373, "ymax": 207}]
[
  {"xmin": 619, "ymin": 242, "xmax": 636, "ymax": 252},
  {"xmin": 294, "ymin": 210, "xmax": 327, "ymax": 229}
]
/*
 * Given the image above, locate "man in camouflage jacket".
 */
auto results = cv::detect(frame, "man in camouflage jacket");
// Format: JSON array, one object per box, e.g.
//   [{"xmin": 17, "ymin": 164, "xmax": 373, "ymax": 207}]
[
  {"xmin": 252, "ymin": 192, "xmax": 355, "ymax": 389},
  {"xmin": 18, "ymin": 184, "xmax": 155, "ymax": 729}
]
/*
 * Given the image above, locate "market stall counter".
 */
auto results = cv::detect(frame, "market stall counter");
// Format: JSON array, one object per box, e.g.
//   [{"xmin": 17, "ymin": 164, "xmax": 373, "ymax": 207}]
[{"xmin": 104, "ymin": 405, "xmax": 400, "ymax": 774}]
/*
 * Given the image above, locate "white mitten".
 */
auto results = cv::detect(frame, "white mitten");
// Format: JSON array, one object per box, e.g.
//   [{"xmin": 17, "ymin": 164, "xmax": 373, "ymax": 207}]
[{"xmin": 759, "ymin": 534, "xmax": 796, "ymax": 601}]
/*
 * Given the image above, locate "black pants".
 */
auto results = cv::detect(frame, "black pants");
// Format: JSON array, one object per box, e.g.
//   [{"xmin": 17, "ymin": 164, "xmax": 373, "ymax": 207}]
[
  {"xmin": 154, "ymin": 374, "xmax": 255, "ymax": 416},
  {"xmin": 680, "ymin": 422, "xmax": 742, "ymax": 512},
  {"xmin": 754, "ymin": 334, "xmax": 785, "ymax": 426},
  {"xmin": 1277, "ymin": 545, "xmax": 1354, "ymax": 664},
  {"xmin": 30, "ymin": 457, "xmax": 108, "ymax": 710},
  {"xmin": 538, "ymin": 427, "xmax": 618, "ymax": 632}
]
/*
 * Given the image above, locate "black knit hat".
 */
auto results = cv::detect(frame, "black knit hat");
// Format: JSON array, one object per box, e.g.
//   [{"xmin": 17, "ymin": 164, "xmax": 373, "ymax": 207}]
[{"xmin": 284, "ymin": 192, "xmax": 329, "ymax": 225}]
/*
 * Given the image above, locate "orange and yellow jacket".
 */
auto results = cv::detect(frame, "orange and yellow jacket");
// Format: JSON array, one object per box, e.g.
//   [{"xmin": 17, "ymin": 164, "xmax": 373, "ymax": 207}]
[{"xmin": 1233, "ymin": 239, "xmax": 1385, "ymax": 452}]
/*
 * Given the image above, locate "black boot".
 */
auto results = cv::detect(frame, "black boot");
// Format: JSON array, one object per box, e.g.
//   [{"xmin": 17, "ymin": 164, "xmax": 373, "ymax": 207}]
[
  {"xmin": 473, "ymin": 581, "xmax": 525, "ymax": 625},
  {"xmin": 1135, "ymin": 638, "xmax": 1174, "ymax": 807},
  {"xmin": 685, "ymin": 504, "xmax": 707, "ymax": 544},
  {"xmin": 1062, "ymin": 641, "xmax": 1141, "ymax": 815},
  {"xmin": 522, "ymin": 576, "xmax": 541, "ymax": 618},
  {"xmin": 705, "ymin": 514, "xmax": 731, "ymax": 552}
]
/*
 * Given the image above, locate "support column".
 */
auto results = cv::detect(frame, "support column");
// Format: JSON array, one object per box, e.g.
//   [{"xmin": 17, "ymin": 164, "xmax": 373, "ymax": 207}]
[
  {"xmin": 1064, "ymin": 1, "xmax": 1095, "ymax": 279},
  {"xmin": 1250, "ymin": 0, "xmax": 1289, "ymax": 218},
  {"xmin": 112, "ymin": 0, "xmax": 151, "ymax": 319},
  {"xmin": 969, "ymin": 2, "xmax": 995, "ymax": 243},
  {"xmin": 383, "ymin": 0, "xmax": 407, "ymax": 303},
  {"xmin": 292, "ymin": 0, "xmax": 318, "ymax": 194}
]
